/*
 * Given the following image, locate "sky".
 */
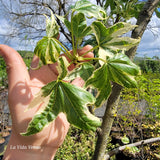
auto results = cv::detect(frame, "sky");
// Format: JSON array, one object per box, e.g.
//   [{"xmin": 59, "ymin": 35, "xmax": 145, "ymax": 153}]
[
  {"xmin": 136, "ymin": 15, "xmax": 160, "ymax": 58},
  {"xmin": 0, "ymin": 1, "xmax": 160, "ymax": 58}
]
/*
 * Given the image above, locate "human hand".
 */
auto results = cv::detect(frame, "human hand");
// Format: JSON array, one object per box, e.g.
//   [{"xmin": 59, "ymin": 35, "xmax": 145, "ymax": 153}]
[{"xmin": 0, "ymin": 44, "xmax": 93, "ymax": 160}]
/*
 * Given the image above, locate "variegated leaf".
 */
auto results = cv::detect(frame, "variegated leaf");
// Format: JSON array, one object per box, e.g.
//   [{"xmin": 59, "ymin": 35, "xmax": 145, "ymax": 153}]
[
  {"xmin": 72, "ymin": 12, "xmax": 92, "ymax": 38},
  {"xmin": 56, "ymin": 56, "xmax": 69, "ymax": 80},
  {"xmin": 91, "ymin": 21, "xmax": 140, "ymax": 52},
  {"xmin": 34, "ymin": 37, "xmax": 61, "ymax": 65},
  {"xmin": 65, "ymin": 62, "xmax": 94, "ymax": 81},
  {"xmin": 85, "ymin": 64, "xmax": 112, "ymax": 107},
  {"xmin": 22, "ymin": 81, "xmax": 101, "ymax": 136},
  {"xmin": 72, "ymin": 0, "xmax": 106, "ymax": 20},
  {"xmin": 85, "ymin": 53, "xmax": 140, "ymax": 107},
  {"xmin": 44, "ymin": 9, "xmax": 59, "ymax": 38}
]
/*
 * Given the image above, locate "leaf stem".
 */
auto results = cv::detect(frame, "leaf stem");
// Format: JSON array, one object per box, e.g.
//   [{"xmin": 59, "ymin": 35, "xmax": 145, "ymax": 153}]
[
  {"xmin": 82, "ymin": 57, "xmax": 106, "ymax": 63},
  {"xmin": 53, "ymin": 38, "xmax": 73, "ymax": 60},
  {"xmin": 68, "ymin": 61, "xmax": 75, "ymax": 67},
  {"xmin": 71, "ymin": 10, "xmax": 76, "ymax": 57}
]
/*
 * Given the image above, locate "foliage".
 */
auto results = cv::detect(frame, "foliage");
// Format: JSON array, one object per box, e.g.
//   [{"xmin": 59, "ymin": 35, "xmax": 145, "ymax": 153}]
[
  {"xmin": 18, "ymin": 50, "xmax": 33, "ymax": 68},
  {"xmin": 140, "ymin": 73, "xmax": 160, "ymax": 119},
  {"xmin": 0, "ymin": 51, "xmax": 33, "ymax": 88},
  {"xmin": 97, "ymin": 0, "xmax": 160, "ymax": 25},
  {"xmin": 114, "ymin": 72, "xmax": 160, "ymax": 158},
  {"xmin": 119, "ymin": 72, "xmax": 160, "ymax": 121},
  {"xmin": 104, "ymin": 0, "xmax": 145, "ymax": 22},
  {"xmin": 137, "ymin": 57, "xmax": 160, "ymax": 73},
  {"xmin": 54, "ymin": 114, "xmax": 160, "ymax": 159},
  {"xmin": 155, "ymin": 1, "xmax": 160, "ymax": 18},
  {"xmin": 54, "ymin": 126, "xmax": 96, "ymax": 160},
  {"xmin": 0, "ymin": 57, "xmax": 7, "ymax": 88},
  {"xmin": 22, "ymin": 0, "xmax": 140, "ymax": 136}
]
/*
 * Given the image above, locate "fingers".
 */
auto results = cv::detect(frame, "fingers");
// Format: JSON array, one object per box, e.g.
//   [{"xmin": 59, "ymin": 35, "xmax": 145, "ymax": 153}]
[
  {"xmin": 71, "ymin": 77, "xmax": 85, "ymax": 87},
  {"xmin": 29, "ymin": 45, "xmax": 94, "ymax": 84},
  {"xmin": 78, "ymin": 45, "xmax": 94, "ymax": 58},
  {"xmin": 30, "ymin": 55, "xmax": 39, "ymax": 68},
  {"xmin": 48, "ymin": 45, "xmax": 94, "ymax": 73},
  {"xmin": 29, "ymin": 56, "xmax": 58, "ymax": 84},
  {"xmin": 68, "ymin": 45, "xmax": 94, "ymax": 71},
  {"xmin": 0, "ymin": 45, "xmax": 30, "ymax": 90}
]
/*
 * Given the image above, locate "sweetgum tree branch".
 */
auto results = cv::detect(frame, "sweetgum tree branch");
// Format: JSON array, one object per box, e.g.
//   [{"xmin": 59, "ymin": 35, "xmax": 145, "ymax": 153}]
[{"xmin": 93, "ymin": 0, "xmax": 160, "ymax": 160}]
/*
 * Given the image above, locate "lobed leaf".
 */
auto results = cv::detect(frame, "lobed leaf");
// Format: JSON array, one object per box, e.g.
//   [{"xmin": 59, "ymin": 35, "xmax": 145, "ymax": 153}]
[
  {"xmin": 60, "ymin": 82, "xmax": 101, "ymax": 130},
  {"xmin": 104, "ymin": 37, "xmax": 140, "ymax": 51},
  {"xmin": 65, "ymin": 62, "xmax": 94, "ymax": 81},
  {"xmin": 107, "ymin": 53, "xmax": 140, "ymax": 88},
  {"xmin": 22, "ymin": 81, "xmax": 101, "ymax": 136},
  {"xmin": 91, "ymin": 21, "xmax": 140, "ymax": 53},
  {"xmin": 85, "ymin": 53, "xmax": 140, "ymax": 107},
  {"xmin": 72, "ymin": 0, "xmax": 106, "ymax": 20},
  {"xmin": 21, "ymin": 83, "xmax": 61, "ymax": 136},
  {"xmin": 34, "ymin": 37, "xmax": 61, "ymax": 65},
  {"xmin": 72, "ymin": 13, "xmax": 92, "ymax": 38},
  {"xmin": 85, "ymin": 64, "xmax": 111, "ymax": 107},
  {"xmin": 108, "ymin": 53, "xmax": 140, "ymax": 76},
  {"xmin": 107, "ymin": 54, "xmax": 140, "ymax": 89}
]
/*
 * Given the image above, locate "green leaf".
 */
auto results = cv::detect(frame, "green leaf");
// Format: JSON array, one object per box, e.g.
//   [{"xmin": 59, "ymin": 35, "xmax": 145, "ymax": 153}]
[
  {"xmin": 98, "ymin": 47, "xmax": 114, "ymax": 66},
  {"xmin": 34, "ymin": 37, "xmax": 61, "ymax": 65},
  {"xmin": 56, "ymin": 15, "xmax": 71, "ymax": 32},
  {"xmin": 85, "ymin": 64, "xmax": 111, "ymax": 107},
  {"xmin": 65, "ymin": 62, "xmax": 94, "ymax": 81},
  {"xmin": 22, "ymin": 81, "xmax": 101, "ymax": 136},
  {"xmin": 104, "ymin": 0, "xmax": 116, "ymax": 10},
  {"xmin": 91, "ymin": 21, "xmax": 140, "ymax": 51},
  {"xmin": 44, "ymin": 9, "xmax": 59, "ymax": 38},
  {"xmin": 56, "ymin": 56, "xmax": 69, "ymax": 80},
  {"xmin": 107, "ymin": 53, "xmax": 140, "ymax": 88},
  {"xmin": 154, "ymin": 153, "xmax": 160, "ymax": 159},
  {"xmin": 72, "ymin": 13, "xmax": 92, "ymax": 38},
  {"xmin": 155, "ymin": 8, "xmax": 160, "ymax": 18},
  {"xmin": 121, "ymin": 136, "xmax": 130, "ymax": 144},
  {"xmin": 22, "ymin": 82, "xmax": 60, "ymax": 136},
  {"xmin": 60, "ymin": 82, "xmax": 101, "ymax": 130},
  {"xmin": 72, "ymin": 0, "xmax": 106, "ymax": 20},
  {"xmin": 104, "ymin": 37, "xmax": 140, "ymax": 51},
  {"xmin": 129, "ymin": 146, "xmax": 140, "ymax": 153},
  {"xmin": 85, "ymin": 53, "xmax": 140, "ymax": 107}
]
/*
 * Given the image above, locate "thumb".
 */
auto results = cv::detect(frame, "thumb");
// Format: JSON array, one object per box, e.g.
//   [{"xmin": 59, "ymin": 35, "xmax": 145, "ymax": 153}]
[{"xmin": 0, "ymin": 45, "xmax": 30, "ymax": 90}]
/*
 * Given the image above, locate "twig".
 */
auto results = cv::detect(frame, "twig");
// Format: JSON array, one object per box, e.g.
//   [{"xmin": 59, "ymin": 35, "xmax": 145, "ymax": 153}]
[{"xmin": 105, "ymin": 137, "xmax": 160, "ymax": 160}]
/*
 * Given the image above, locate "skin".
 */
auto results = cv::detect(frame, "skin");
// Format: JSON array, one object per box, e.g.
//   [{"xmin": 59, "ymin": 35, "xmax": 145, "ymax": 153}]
[{"xmin": 0, "ymin": 44, "xmax": 93, "ymax": 160}]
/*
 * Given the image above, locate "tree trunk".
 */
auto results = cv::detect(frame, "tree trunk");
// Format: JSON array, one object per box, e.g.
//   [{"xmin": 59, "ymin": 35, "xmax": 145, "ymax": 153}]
[
  {"xmin": 93, "ymin": 83, "xmax": 122, "ymax": 160},
  {"xmin": 126, "ymin": 0, "xmax": 160, "ymax": 60},
  {"xmin": 93, "ymin": 0, "xmax": 160, "ymax": 159}
]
